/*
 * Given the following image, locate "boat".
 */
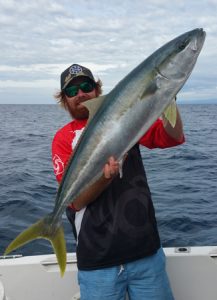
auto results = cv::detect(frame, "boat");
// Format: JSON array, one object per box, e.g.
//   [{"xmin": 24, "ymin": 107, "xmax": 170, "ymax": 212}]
[{"xmin": 1, "ymin": 246, "xmax": 217, "ymax": 300}]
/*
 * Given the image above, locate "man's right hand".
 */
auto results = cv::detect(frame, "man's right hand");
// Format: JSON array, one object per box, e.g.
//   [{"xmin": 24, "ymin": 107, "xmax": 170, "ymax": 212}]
[{"xmin": 103, "ymin": 156, "xmax": 120, "ymax": 179}]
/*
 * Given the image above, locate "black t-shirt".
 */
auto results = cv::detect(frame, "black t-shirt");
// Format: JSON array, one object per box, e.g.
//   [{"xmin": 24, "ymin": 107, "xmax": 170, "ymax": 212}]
[{"xmin": 67, "ymin": 144, "xmax": 161, "ymax": 270}]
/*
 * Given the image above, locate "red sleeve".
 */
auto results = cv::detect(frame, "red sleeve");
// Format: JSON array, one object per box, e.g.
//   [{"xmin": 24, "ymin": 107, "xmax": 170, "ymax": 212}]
[
  {"xmin": 139, "ymin": 119, "xmax": 185, "ymax": 149},
  {"xmin": 52, "ymin": 131, "xmax": 72, "ymax": 183},
  {"xmin": 52, "ymin": 120, "xmax": 87, "ymax": 183}
]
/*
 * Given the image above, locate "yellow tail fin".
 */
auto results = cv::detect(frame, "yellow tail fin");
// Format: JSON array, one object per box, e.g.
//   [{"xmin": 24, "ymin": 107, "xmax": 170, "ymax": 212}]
[{"xmin": 4, "ymin": 215, "xmax": 66, "ymax": 277}]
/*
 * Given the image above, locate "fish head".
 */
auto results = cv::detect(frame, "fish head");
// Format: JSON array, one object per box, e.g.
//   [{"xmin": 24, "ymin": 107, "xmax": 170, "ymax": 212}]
[
  {"xmin": 156, "ymin": 28, "xmax": 206, "ymax": 83},
  {"xmin": 113, "ymin": 28, "xmax": 206, "ymax": 104}
]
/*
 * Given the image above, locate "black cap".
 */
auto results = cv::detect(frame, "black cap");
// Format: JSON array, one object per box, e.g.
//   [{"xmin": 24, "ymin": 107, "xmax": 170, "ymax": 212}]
[{"xmin": 60, "ymin": 64, "xmax": 95, "ymax": 90}]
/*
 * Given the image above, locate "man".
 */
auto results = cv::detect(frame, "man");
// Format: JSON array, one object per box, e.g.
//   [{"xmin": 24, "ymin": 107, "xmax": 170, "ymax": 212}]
[{"xmin": 52, "ymin": 64, "xmax": 184, "ymax": 300}]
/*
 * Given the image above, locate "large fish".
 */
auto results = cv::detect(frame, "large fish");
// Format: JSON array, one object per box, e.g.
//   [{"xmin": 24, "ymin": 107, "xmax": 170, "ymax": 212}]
[{"xmin": 4, "ymin": 28, "xmax": 206, "ymax": 276}]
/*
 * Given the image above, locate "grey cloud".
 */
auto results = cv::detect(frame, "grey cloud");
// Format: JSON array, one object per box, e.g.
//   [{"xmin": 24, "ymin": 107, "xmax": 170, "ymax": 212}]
[{"xmin": 0, "ymin": 0, "xmax": 216, "ymax": 103}]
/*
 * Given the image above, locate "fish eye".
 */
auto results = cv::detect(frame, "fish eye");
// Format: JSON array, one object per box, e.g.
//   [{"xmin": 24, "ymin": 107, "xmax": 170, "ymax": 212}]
[{"xmin": 178, "ymin": 39, "xmax": 189, "ymax": 51}]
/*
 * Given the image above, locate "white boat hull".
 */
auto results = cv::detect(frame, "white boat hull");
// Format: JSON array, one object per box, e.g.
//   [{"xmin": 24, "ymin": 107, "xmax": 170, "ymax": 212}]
[{"xmin": 1, "ymin": 246, "xmax": 217, "ymax": 300}]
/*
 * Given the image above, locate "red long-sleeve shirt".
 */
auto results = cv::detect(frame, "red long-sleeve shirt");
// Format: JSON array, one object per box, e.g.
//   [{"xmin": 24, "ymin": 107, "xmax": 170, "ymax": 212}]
[{"xmin": 52, "ymin": 118, "xmax": 184, "ymax": 183}]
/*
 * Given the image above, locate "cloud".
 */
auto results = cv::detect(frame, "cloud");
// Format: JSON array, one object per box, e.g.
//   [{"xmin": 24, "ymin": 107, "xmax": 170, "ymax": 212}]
[
  {"xmin": 0, "ymin": 62, "xmax": 121, "ymax": 95},
  {"xmin": 0, "ymin": 0, "xmax": 216, "ymax": 103}
]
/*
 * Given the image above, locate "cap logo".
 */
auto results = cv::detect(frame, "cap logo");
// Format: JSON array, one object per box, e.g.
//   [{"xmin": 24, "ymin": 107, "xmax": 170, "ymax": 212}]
[{"xmin": 69, "ymin": 65, "xmax": 83, "ymax": 75}]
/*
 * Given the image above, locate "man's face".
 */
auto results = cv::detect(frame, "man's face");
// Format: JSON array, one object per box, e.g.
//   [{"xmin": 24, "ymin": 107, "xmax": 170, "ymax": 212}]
[{"xmin": 64, "ymin": 76, "xmax": 98, "ymax": 120}]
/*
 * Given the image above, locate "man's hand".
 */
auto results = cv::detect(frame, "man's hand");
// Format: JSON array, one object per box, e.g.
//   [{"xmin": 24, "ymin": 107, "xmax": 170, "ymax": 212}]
[{"xmin": 103, "ymin": 157, "xmax": 120, "ymax": 179}]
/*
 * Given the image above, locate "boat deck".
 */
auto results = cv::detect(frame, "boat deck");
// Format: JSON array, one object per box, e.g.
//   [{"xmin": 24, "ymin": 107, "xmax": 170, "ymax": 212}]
[{"xmin": 1, "ymin": 246, "xmax": 217, "ymax": 300}]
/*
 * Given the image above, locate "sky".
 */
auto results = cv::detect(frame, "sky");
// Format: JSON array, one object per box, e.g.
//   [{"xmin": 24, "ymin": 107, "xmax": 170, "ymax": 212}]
[{"xmin": 0, "ymin": 0, "xmax": 216, "ymax": 104}]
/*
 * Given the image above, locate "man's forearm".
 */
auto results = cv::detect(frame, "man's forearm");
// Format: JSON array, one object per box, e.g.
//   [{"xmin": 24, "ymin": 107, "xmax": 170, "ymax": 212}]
[
  {"xmin": 72, "ymin": 175, "xmax": 112, "ymax": 211},
  {"xmin": 72, "ymin": 156, "xmax": 120, "ymax": 211}
]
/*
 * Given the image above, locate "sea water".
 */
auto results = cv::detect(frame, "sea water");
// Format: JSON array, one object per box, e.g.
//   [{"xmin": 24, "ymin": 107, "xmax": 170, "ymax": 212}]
[{"xmin": 0, "ymin": 104, "xmax": 217, "ymax": 256}]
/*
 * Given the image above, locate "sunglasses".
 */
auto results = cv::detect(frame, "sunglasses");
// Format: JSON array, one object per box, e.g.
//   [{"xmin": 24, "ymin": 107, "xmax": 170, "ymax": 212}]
[{"xmin": 64, "ymin": 81, "xmax": 95, "ymax": 97}]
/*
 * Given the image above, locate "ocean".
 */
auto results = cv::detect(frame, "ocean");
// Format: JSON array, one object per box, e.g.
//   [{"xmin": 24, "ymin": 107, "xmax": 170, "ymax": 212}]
[{"xmin": 0, "ymin": 104, "xmax": 217, "ymax": 256}]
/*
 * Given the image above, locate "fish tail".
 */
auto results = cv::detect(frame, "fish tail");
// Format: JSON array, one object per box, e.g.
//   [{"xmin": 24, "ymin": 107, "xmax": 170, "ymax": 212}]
[{"xmin": 4, "ymin": 214, "xmax": 66, "ymax": 277}]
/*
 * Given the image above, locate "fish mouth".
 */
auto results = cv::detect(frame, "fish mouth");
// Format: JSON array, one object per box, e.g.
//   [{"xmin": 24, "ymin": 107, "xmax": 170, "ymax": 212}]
[
  {"xmin": 197, "ymin": 28, "xmax": 206, "ymax": 47},
  {"xmin": 191, "ymin": 28, "xmax": 206, "ymax": 52},
  {"xmin": 191, "ymin": 38, "xmax": 198, "ymax": 52},
  {"xmin": 198, "ymin": 28, "xmax": 206, "ymax": 38}
]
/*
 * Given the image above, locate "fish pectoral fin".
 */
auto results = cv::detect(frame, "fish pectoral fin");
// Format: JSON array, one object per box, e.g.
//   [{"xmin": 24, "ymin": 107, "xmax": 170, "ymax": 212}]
[
  {"xmin": 83, "ymin": 95, "xmax": 106, "ymax": 121},
  {"xmin": 140, "ymin": 81, "xmax": 158, "ymax": 100},
  {"xmin": 4, "ymin": 215, "xmax": 66, "ymax": 277},
  {"xmin": 162, "ymin": 98, "xmax": 177, "ymax": 128}
]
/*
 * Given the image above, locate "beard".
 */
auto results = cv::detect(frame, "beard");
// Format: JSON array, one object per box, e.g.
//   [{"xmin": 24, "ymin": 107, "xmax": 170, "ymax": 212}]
[{"xmin": 67, "ymin": 103, "xmax": 89, "ymax": 120}]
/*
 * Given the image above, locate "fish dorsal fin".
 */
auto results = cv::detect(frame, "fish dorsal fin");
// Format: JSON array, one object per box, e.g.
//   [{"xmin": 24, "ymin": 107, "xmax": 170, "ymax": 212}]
[
  {"xmin": 68, "ymin": 95, "xmax": 106, "ymax": 157},
  {"xmin": 162, "ymin": 98, "xmax": 177, "ymax": 127},
  {"xmin": 83, "ymin": 95, "xmax": 106, "ymax": 122}
]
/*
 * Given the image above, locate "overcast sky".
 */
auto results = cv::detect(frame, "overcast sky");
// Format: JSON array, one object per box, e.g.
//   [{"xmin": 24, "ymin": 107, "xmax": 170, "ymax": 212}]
[{"xmin": 0, "ymin": 0, "xmax": 216, "ymax": 104}]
